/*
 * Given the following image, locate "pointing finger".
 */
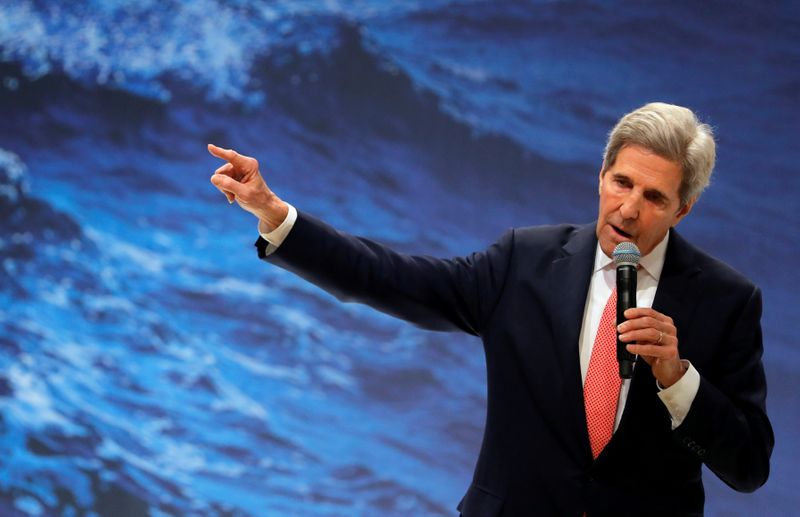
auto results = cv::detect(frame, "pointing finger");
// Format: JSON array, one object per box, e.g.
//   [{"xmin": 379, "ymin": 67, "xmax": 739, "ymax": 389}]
[{"xmin": 208, "ymin": 143, "xmax": 239, "ymax": 163}]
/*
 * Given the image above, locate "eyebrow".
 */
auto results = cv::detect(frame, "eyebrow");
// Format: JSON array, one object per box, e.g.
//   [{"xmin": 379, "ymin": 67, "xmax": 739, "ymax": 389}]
[{"xmin": 611, "ymin": 173, "xmax": 669, "ymax": 203}]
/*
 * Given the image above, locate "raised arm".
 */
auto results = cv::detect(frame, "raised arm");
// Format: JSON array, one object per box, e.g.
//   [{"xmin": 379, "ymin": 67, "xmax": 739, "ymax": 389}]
[
  {"xmin": 260, "ymin": 210, "xmax": 514, "ymax": 335},
  {"xmin": 207, "ymin": 145, "xmax": 514, "ymax": 335}
]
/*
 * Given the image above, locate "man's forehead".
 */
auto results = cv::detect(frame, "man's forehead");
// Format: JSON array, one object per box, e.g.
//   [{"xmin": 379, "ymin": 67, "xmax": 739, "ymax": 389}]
[{"xmin": 606, "ymin": 148, "xmax": 683, "ymax": 196}]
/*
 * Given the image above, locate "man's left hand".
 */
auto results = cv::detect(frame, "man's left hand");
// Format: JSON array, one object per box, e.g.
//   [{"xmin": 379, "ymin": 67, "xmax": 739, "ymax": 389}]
[{"xmin": 618, "ymin": 308, "xmax": 687, "ymax": 388}]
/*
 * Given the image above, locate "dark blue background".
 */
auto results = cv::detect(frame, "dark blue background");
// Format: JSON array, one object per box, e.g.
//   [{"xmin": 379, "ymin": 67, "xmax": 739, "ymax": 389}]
[{"xmin": 0, "ymin": 1, "xmax": 797, "ymax": 515}]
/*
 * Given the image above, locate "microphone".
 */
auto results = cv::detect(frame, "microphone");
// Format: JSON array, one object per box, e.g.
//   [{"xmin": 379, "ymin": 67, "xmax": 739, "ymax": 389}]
[{"xmin": 613, "ymin": 242, "xmax": 641, "ymax": 379}]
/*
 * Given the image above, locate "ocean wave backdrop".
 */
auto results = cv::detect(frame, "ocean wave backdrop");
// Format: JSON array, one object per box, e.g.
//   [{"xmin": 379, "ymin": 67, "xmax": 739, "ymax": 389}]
[{"xmin": 1, "ymin": 1, "xmax": 798, "ymax": 515}]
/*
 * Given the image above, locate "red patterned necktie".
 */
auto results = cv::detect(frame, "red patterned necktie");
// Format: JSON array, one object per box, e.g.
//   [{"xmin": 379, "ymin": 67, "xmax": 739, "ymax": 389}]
[{"xmin": 583, "ymin": 288, "xmax": 622, "ymax": 459}]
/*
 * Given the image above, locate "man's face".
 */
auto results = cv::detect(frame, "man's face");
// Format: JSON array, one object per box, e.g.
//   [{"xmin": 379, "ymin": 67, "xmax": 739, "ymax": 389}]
[{"xmin": 596, "ymin": 144, "xmax": 693, "ymax": 257}]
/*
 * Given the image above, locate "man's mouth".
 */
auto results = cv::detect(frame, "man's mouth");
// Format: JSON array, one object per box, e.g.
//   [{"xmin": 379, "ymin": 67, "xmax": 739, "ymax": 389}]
[{"xmin": 611, "ymin": 224, "xmax": 633, "ymax": 239}]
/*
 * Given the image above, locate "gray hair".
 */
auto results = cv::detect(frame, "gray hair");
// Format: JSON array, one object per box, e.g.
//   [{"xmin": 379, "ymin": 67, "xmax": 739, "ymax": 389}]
[{"xmin": 602, "ymin": 102, "xmax": 716, "ymax": 206}]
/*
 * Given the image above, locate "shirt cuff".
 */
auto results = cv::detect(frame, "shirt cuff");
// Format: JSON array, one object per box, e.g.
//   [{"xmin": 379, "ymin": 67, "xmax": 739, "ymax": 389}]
[
  {"xmin": 257, "ymin": 203, "xmax": 297, "ymax": 255},
  {"xmin": 656, "ymin": 360, "xmax": 700, "ymax": 430}
]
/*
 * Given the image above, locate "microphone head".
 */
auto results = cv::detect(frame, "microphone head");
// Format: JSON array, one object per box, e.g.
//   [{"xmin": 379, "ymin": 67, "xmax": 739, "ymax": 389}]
[{"xmin": 613, "ymin": 241, "xmax": 641, "ymax": 267}]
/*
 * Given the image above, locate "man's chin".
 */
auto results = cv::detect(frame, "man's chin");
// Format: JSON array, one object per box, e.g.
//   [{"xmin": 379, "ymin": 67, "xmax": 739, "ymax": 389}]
[
  {"xmin": 598, "ymin": 239, "xmax": 617, "ymax": 258},
  {"xmin": 599, "ymin": 228, "xmax": 637, "ymax": 256}
]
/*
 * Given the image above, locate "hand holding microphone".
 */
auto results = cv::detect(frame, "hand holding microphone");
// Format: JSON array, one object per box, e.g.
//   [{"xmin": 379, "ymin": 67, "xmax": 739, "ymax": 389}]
[{"xmin": 614, "ymin": 241, "xmax": 686, "ymax": 387}]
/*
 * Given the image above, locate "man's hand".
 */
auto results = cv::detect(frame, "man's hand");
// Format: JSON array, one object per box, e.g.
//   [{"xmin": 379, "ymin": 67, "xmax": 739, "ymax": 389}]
[
  {"xmin": 618, "ymin": 307, "xmax": 687, "ymax": 388},
  {"xmin": 207, "ymin": 144, "xmax": 289, "ymax": 230}
]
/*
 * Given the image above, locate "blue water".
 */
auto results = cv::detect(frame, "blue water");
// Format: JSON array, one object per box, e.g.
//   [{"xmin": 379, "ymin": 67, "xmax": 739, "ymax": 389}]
[{"xmin": 1, "ymin": 1, "xmax": 798, "ymax": 515}]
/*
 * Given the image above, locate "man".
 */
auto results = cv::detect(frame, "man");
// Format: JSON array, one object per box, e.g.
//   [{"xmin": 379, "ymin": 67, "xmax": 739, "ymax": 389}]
[{"xmin": 208, "ymin": 103, "xmax": 773, "ymax": 516}]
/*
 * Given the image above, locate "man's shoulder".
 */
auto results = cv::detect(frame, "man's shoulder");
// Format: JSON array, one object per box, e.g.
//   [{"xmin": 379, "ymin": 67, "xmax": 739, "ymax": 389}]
[
  {"xmin": 670, "ymin": 230, "xmax": 758, "ymax": 292},
  {"xmin": 496, "ymin": 222, "xmax": 596, "ymax": 269},
  {"xmin": 512, "ymin": 222, "xmax": 593, "ymax": 248}
]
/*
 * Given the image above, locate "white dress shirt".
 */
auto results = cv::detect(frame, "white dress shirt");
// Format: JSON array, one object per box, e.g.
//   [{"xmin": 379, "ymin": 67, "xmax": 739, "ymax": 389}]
[
  {"xmin": 259, "ymin": 205, "xmax": 699, "ymax": 430},
  {"xmin": 578, "ymin": 234, "xmax": 700, "ymax": 431}
]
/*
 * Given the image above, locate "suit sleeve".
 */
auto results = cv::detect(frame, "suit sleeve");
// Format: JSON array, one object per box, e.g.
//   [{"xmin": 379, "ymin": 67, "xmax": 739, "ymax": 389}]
[
  {"xmin": 672, "ymin": 285, "xmax": 774, "ymax": 492},
  {"xmin": 255, "ymin": 210, "xmax": 514, "ymax": 335}
]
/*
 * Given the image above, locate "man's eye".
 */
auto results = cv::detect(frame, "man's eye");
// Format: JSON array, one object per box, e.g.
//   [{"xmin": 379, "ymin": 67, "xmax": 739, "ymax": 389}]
[{"xmin": 645, "ymin": 193, "xmax": 665, "ymax": 204}]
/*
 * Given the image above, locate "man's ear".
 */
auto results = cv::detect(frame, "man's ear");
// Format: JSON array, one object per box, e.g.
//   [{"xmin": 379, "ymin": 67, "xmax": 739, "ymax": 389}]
[
  {"xmin": 673, "ymin": 197, "xmax": 696, "ymax": 225},
  {"xmin": 598, "ymin": 161, "xmax": 606, "ymax": 194}
]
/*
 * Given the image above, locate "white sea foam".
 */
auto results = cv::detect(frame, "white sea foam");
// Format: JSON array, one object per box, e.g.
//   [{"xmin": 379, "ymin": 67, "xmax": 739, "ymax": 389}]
[
  {"xmin": 83, "ymin": 294, "xmax": 137, "ymax": 315},
  {"xmin": 206, "ymin": 276, "xmax": 270, "ymax": 299},
  {"xmin": 316, "ymin": 364, "xmax": 354, "ymax": 390},
  {"xmin": 0, "ymin": 1, "xmax": 451, "ymax": 104},
  {"xmin": 0, "ymin": 147, "xmax": 29, "ymax": 201},
  {"xmin": 225, "ymin": 348, "xmax": 310, "ymax": 384},
  {"xmin": 86, "ymin": 228, "xmax": 165, "ymax": 274},
  {"xmin": 210, "ymin": 378, "xmax": 269, "ymax": 421},
  {"xmin": 40, "ymin": 282, "xmax": 70, "ymax": 308},
  {"xmin": 7, "ymin": 364, "xmax": 81, "ymax": 431}
]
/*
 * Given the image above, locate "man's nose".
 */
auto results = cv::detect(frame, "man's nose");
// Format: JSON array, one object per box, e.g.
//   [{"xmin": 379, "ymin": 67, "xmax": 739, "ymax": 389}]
[{"xmin": 619, "ymin": 194, "xmax": 641, "ymax": 220}]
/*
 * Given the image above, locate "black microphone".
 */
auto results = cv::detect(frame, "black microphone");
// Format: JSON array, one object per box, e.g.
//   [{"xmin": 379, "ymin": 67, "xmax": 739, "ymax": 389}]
[{"xmin": 613, "ymin": 242, "xmax": 641, "ymax": 379}]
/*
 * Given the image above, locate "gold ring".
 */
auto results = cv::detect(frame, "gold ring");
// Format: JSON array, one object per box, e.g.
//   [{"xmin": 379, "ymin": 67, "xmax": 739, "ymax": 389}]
[{"xmin": 656, "ymin": 331, "xmax": 664, "ymax": 344}]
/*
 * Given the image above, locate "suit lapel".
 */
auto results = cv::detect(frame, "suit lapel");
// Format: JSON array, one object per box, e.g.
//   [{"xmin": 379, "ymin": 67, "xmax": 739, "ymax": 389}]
[
  {"xmin": 542, "ymin": 223, "xmax": 597, "ymax": 463},
  {"xmin": 650, "ymin": 229, "xmax": 702, "ymax": 329},
  {"xmin": 546, "ymin": 224, "xmax": 597, "ymax": 377}
]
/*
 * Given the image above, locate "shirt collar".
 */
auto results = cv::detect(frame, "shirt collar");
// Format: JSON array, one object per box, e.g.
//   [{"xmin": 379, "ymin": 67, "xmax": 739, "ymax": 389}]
[{"xmin": 593, "ymin": 231, "xmax": 670, "ymax": 281}]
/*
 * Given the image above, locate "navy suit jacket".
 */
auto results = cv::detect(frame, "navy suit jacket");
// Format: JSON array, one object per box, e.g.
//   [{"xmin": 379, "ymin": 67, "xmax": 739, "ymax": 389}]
[{"xmin": 257, "ymin": 211, "xmax": 773, "ymax": 516}]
